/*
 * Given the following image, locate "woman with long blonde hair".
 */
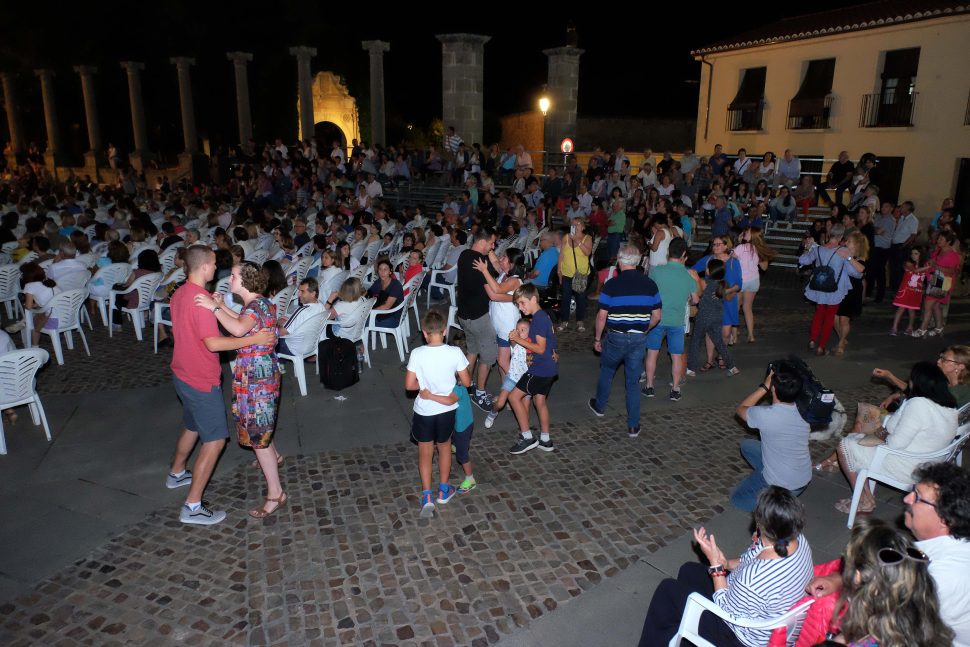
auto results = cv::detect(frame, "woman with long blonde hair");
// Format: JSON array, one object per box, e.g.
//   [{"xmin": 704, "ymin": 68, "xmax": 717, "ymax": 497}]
[
  {"xmin": 833, "ymin": 231, "xmax": 869, "ymax": 355},
  {"xmin": 733, "ymin": 227, "xmax": 776, "ymax": 343}
]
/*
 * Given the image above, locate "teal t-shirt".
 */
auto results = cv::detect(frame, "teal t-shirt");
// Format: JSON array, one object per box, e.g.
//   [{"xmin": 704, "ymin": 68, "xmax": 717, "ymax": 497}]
[
  {"xmin": 608, "ymin": 209, "xmax": 626, "ymax": 234},
  {"xmin": 650, "ymin": 262, "xmax": 697, "ymax": 327},
  {"xmin": 453, "ymin": 385, "xmax": 473, "ymax": 432}
]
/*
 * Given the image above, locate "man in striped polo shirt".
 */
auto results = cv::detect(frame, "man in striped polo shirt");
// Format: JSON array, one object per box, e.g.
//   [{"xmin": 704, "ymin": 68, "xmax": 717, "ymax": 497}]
[{"xmin": 588, "ymin": 244, "xmax": 662, "ymax": 438}]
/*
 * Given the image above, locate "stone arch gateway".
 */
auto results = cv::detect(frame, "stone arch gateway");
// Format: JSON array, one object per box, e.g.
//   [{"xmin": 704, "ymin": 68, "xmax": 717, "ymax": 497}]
[{"xmin": 296, "ymin": 71, "xmax": 360, "ymax": 149}]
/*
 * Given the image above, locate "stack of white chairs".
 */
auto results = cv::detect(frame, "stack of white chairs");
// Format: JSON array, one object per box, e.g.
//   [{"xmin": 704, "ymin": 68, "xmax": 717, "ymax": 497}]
[{"xmin": 0, "ymin": 264, "xmax": 23, "ymax": 321}]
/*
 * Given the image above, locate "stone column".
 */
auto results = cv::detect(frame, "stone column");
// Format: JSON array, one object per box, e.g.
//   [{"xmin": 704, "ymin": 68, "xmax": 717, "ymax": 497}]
[
  {"xmin": 543, "ymin": 46, "xmax": 584, "ymax": 171},
  {"xmin": 120, "ymin": 61, "xmax": 149, "ymax": 169},
  {"xmin": 436, "ymin": 34, "xmax": 490, "ymax": 147},
  {"xmin": 170, "ymin": 57, "xmax": 198, "ymax": 154},
  {"xmin": 361, "ymin": 40, "xmax": 390, "ymax": 146},
  {"xmin": 1, "ymin": 72, "xmax": 24, "ymax": 163},
  {"xmin": 34, "ymin": 68, "xmax": 61, "ymax": 167},
  {"xmin": 289, "ymin": 46, "xmax": 317, "ymax": 142},
  {"xmin": 226, "ymin": 52, "xmax": 254, "ymax": 152},
  {"xmin": 73, "ymin": 66, "xmax": 102, "ymax": 168}
]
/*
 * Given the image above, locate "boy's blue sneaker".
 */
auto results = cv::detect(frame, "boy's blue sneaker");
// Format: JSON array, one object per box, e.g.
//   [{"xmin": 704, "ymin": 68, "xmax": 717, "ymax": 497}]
[
  {"xmin": 437, "ymin": 484, "xmax": 457, "ymax": 504},
  {"xmin": 419, "ymin": 491, "xmax": 436, "ymax": 518}
]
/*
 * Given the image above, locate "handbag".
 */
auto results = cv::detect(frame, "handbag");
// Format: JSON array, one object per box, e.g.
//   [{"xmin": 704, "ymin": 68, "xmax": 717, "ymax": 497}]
[
  {"xmin": 926, "ymin": 269, "xmax": 952, "ymax": 298},
  {"xmin": 570, "ymin": 235, "xmax": 589, "ymax": 292}
]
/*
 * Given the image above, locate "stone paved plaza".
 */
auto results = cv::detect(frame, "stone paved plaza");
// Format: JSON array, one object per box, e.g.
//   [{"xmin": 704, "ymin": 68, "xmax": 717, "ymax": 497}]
[{"xmin": 0, "ymin": 274, "xmax": 965, "ymax": 646}]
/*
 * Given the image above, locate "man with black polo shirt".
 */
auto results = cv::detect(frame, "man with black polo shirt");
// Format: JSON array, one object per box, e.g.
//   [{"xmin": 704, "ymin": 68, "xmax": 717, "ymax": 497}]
[
  {"xmin": 588, "ymin": 244, "xmax": 662, "ymax": 438},
  {"xmin": 457, "ymin": 228, "xmax": 499, "ymax": 411},
  {"xmin": 819, "ymin": 151, "xmax": 855, "ymax": 206}
]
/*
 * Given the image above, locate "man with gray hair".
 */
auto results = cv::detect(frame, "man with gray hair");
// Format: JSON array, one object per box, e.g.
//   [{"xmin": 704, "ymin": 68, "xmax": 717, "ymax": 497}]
[
  {"xmin": 588, "ymin": 244, "xmax": 662, "ymax": 438},
  {"xmin": 46, "ymin": 241, "xmax": 89, "ymax": 289}
]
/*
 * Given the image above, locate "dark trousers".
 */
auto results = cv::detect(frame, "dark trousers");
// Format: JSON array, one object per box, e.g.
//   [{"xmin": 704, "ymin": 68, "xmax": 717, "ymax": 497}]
[
  {"xmin": 638, "ymin": 562, "xmax": 745, "ymax": 647},
  {"xmin": 868, "ymin": 246, "xmax": 890, "ymax": 301},
  {"xmin": 888, "ymin": 244, "xmax": 907, "ymax": 296}
]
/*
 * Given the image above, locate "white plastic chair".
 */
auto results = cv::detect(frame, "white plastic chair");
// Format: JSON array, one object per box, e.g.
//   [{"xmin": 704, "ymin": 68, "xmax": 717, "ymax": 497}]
[
  {"xmin": 109, "ymin": 273, "xmax": 162, "ymax": 340},
  {"xmin": 295, "ymin": 241, "xmax": 314, "ymax": 258},
  {"xmin": 445, "ymin": 304, "xmax": 462, "ymax": 344},
  {"xmin": 349, "ymin": 265, "xmax": 369, "ymax": 282},
  {"xmin": 404, "ymin": 271, "xmax": 426, "ymax": 332},
  {"xmin": 0, "ymin": 264, "xmax": 23, "ymax": 320},
  {"xmin": 158, "ymin": 245, "xmax": 181, "ymax": 274},
  {"xmin": 277, "ymin": 311, "xmax": 330, "ymax": 396},
  {"xmin": 35, "ymin": 289, "xmax": 90, "ymax": 365},
  {"xmin": 247, "ymin": 249, "xmax": 268, "ymax": 266},
  {"xmin": 17, "ymin": 251, "xmax": 39, "ymax": 265},
  {"xmin": 365, "ymin": 298, "xmax": 412, "ymax": 362},
  {"xmin": 293, "ymin": 257, "xmax": 314, "ymax": 284},
  {"xmin": 271, "ymin": 285, "xmax": 296, "ymax": 319},
  {"xmin": 1, "ymin": 241, "xmax": 19, "ymax": 255},
  {"xmin": 361, "ymin": 240, "xmax": 380, "ymax": 264},
  {"xmin": 427, "ymin": 265, "xmax": 458, "ymax": 308},
  {"xmin": 89, "ymin": 262, "xmax": 132, "ymax": 327},
  {"xmin": 846, "ymin": 421, "xmax": 970, "ymax": 528},
  {"xmin": 0, "ymin": 348, "xmax": 52, "ymax": 455},
  {"xmin": 668, "ymin": 592, "xmax": 814, "ymax": 647},
  {"xmin": 323, "ymin": 298, "xmax": 375, "ymax": 369},
  {"xmin": 152, "ymin": 301, "xmax": 172, "ymax": 354}
]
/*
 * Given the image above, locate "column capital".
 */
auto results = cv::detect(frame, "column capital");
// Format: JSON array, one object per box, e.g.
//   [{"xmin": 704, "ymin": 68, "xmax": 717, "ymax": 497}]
[
  {"xmin": 169, "ymin": 57, "xmax": 196, "ymax": 68},
  {"xmin": 289, "ymin": 46, "xmax": 317, "ymax": 59},
  {"xmin": 226, "ymin": 51, "xmax": 253, "ymax": 64},
  {"xmin": 435, "ymin": 34, "xmax": 491, "ymax": 46},
  {"xmin": 120, "ymin": 61, "xmax": 145, "ymax": 72},
  {"xmin": 361, "ymin": 40, "xmax": 390, "ymax": 54},
  {"xmin": 33, "ymin": 68, "xmax": 55, "ymax": 79},
  {"xmin": 542, "ymin": 46, "xmax": 585, "ymax": 58},
  {"xmin": 73, "ymin": 65, "xmax": 98, "ymax": 76}
]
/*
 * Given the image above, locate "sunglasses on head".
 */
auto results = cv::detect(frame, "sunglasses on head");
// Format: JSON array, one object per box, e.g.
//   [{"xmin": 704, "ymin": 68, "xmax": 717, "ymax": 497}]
[{"xmin": 877, "ymin": 546, "xmax": 929, "ymax": 568}]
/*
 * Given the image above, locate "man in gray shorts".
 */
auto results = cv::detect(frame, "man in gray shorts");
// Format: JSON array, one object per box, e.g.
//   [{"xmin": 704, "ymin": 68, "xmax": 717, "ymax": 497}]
[
  {"xmin": 456, "ymin": 228, "xmax": 499, "ymax": 411},
  {"xmin": 166, "ymin": 245, "xmax": 273, "ymax": 525}
]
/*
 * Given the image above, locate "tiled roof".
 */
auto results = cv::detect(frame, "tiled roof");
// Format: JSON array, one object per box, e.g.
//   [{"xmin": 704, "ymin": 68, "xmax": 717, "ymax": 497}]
[{"xmin": 692, "ymin": 0, "xmax": 969, "ymax": 55}]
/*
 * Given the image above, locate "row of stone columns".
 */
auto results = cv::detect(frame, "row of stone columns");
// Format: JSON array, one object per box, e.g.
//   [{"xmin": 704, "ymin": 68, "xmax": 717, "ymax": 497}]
[{"xmin": 1, "ymin": 37, "xmax": 582, "ymax": 170}]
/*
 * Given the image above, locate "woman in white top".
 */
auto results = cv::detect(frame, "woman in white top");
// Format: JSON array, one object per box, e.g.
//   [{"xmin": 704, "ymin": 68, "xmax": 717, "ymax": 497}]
[
  {"xmin": 648, "ymin": 214, "xmax": 675, "ymax": 269},
  {"xmin": 326, "ymin": 277, "xmax": 370, "ymax": 343},
  {"xmin": 829, "ymin": 362, "xmax": 959, "ymax": 515},
  {"xmin": 474, "ymin": 248, "xmax": 525, "ymax": 376},
  {"xmin": 18, "ymin": 261, "xmax": 61, "ymax": 346},
  {"xmin": 317, "ymin": 250, "xmax": 343, "ymax": 300},
  {"xmin": 753, "ymin": 151, "xmax": 776, "ymax": 186}
]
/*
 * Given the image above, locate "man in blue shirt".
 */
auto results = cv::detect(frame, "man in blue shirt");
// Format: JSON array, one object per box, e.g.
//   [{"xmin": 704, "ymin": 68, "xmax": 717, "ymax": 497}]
[
  {"xmin": 712, "ymin": 196, "xmax": 734, "ymax": 237},
  {"xmin": 588, "ymin": 244, "xmax": 662, "ymax": 438},
  {"xmin": 528, "ymin": 232, "xmax": 560, "ymax": 290}
]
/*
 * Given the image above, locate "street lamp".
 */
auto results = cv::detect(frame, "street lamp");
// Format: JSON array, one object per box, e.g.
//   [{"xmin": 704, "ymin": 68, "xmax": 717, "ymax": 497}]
[
  {"xmin": 538, "ymin": 88, "xmax": 551, "ymax": 173},
  {"xmin": 538, "ymin": 94, "xmax": 551, "ymax": 117}
]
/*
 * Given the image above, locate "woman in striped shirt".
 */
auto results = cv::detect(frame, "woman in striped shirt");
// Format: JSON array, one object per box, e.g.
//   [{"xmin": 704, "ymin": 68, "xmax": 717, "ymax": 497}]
[{"xmin": 638, "ymin": 487, "xmax": 814, "ymax": 646}]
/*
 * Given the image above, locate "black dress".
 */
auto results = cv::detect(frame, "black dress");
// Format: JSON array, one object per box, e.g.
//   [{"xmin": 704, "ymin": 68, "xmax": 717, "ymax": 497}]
[{"xmin": 837, "ymin": 259, "xmax": 866, "ymax": 318}]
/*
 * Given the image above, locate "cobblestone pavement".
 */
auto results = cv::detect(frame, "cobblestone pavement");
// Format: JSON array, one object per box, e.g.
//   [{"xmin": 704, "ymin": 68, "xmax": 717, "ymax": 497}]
[{"xmin": 0, "ymin": 380, "xmax": 884, "ymax": 647}]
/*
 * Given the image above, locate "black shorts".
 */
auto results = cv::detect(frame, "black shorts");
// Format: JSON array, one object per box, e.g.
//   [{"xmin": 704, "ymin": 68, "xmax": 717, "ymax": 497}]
[
  {"xmin": 514, "ymin": 373, "xmax": 556, "ymax": 398},
  {"xmin": 411, "ymin": 410, "xmax": 456, "ymax": 444}
]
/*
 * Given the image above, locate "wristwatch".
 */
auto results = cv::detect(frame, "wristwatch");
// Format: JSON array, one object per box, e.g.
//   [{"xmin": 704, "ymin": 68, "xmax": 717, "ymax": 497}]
[{"xmin": 212, "ymin": 305, "xmax": 221, "ymax": 314}]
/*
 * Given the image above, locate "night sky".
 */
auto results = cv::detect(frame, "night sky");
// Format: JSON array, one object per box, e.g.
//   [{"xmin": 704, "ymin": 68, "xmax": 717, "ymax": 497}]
[{"xmin": 0, "ymin": 1, "xmax": 849, "ymax": 160}]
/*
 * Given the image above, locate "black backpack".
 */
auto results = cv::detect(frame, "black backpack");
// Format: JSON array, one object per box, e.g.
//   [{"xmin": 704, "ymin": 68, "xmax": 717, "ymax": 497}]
[
  {"xmin": 807, "ymin": 246, "xmax": 844, "ymax": 292},
  {"xmin": 318, "ymin": 338, "xmax": 360, "ymax": 390},
  {"xmin": 786, "ymin": 355, "xmax": 836, "ymax": 425}
]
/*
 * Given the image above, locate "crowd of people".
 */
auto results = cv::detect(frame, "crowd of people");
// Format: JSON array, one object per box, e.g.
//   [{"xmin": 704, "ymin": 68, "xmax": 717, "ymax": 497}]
[{"xmin": 0, "ymin": 132, "xmax": 967, "ymax": 646}]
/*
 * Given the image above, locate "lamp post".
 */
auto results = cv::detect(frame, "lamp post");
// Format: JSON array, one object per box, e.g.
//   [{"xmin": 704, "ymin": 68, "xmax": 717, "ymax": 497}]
[{"xmin": 538, "ymin": 87, "xmax": 551, "ymax": 173}]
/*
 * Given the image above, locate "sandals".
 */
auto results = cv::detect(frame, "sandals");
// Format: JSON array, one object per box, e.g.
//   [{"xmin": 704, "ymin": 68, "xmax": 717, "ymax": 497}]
[
  {"xmin": 815, "ymin": 346, "xmax": 826, "ymax": 356},
  {"xmin": 251, "ymin": 454, "xmax": 285, "ymax": 469},
  {"xmin": 814, "ymin": 456, "xmax": 840, "ymax": 472},
  {"xmin": 700, "ymin": 362, "xmax": 716, "ymax": 372},
  {"xmin": 249, "ymin": 492, "xmax": 288, "ymax": 519},
  {"xmin": 835, "ymin": 497, "xmax": 875, "ymax": 515},
  {"xmin": 717, "ymin": 357, "xmax": 727, "ymax": 370}
]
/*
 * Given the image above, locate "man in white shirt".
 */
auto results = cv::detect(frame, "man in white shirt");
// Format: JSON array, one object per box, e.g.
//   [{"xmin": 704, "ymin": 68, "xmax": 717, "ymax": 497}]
[
  {"xmin": 364, "ymin": 174, "xmax": 383, "ymax": 200},
  {"xmin": 679, "ymin": 148, "xmax": 699, "ymax": 175},
  {"xmin": 807, "ymin": 462, "xmax": 970, "ymax": 646},
  {"xmin": 889, "ymin": 200, "xmax": 920, "ymax": 293},
  {"xmin": 46, "ymin": 242, "xmax": 90, "ymax": 289},
  {"xmin": 777, "ymin": 149, "xmax": 801, "ymax": 187},
  {"xmin": 277, "ymin": 278, "xmax": 326, "ymax": 356}
]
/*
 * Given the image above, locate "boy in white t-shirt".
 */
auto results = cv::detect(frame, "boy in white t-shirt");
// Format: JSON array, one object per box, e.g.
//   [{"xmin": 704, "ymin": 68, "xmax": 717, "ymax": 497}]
[
  {"xmin": 405, "ymin": 309, "xmax": 471, "ymax": 518},
  {"xmin": 484, "ymin": 318, "xmax": 531, "ymax": 429}
]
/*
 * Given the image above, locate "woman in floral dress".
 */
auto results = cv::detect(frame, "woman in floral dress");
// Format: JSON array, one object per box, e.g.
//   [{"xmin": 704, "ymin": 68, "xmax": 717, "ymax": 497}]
[{"xmin": 195, "ymin": 262, "xmax": 283, "ymax": 518}]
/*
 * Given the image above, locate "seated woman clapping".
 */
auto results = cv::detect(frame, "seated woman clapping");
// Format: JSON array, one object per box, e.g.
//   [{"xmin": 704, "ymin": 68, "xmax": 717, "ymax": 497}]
[{"xmin": 638, "ymin": 487, "xmax": 814, "ymax": 646}]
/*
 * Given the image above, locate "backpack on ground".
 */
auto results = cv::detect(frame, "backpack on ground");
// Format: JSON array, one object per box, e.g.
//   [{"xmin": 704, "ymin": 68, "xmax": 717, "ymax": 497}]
[
  {"xmin": 318, "ymin": 337, "xmax": 360, "ymax": 390},
  {"xmin": 807, "ymin": 246, "xmax": 844, "ymax": 293}
]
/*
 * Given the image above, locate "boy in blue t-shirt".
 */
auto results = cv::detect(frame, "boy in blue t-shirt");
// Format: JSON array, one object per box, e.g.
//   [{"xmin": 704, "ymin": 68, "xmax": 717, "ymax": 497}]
[
  {"xmin": 507, "ymin": 284, "xmax": 559, "ymax": 455},
  {"xmin": 451, "ymin": 384, "xmax": 476, "ymax": 493}
]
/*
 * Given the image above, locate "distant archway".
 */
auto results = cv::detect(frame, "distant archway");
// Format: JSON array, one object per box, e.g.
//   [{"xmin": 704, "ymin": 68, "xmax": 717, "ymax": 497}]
[
  {"xmin": 296, "ymin": 71, "xmax": 360, "ymax": 154},
  {"xmin": 314, "ymin": 122, "xmax": 346, "ymax": 154}
]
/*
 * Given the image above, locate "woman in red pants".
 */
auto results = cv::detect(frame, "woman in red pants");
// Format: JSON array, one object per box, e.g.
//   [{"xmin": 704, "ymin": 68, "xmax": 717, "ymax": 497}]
[{"xmin": 798, "ymin": 223, "xmax": 863, "ymax": 355}]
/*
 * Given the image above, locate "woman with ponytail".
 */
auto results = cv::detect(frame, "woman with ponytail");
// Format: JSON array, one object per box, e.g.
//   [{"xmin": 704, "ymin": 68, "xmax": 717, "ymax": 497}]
[{"xmin": 638, "ymin": 487, "xmax": 814, "ymax": 646}]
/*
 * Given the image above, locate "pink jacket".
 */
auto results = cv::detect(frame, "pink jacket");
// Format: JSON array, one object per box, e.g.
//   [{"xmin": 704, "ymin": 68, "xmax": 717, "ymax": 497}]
[{"xmin": 768, "ymin": 559, "xmax": 842, "ymax": 647}]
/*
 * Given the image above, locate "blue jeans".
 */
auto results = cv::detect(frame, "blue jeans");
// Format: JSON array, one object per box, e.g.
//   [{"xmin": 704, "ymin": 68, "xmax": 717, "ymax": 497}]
[
  {"xmin": 594, "ymin": 332, "xmax": 647, "ymax": 429},
  {"xmin": 729, "ymin": 439, "xmax": 807, "ymax": 512},
  {"xmin": 560, "ymin": 276, "xmax": 587, "ymax": 323},
  {"xmin": 607, "ymin": 233, "xmax": 622, "ymax": 261}
]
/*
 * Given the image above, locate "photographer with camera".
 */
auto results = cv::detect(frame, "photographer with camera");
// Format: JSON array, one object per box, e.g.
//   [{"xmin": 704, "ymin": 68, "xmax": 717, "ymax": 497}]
[{"xmin": 729, "ymin": 360, "xmax": 812, "ymax": 512}]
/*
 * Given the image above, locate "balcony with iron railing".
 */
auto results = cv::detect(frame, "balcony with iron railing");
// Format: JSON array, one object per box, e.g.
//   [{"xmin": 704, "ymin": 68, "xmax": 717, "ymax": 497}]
[
  {"xmin": 859, "ymin": 90, "xmax": 918, "ymax": 127},
  {"xmin": 787, "ymin": 95, "xmax": 833, "ymax": 130},
  {"xmin": 727, "ymin": 101, "xmax": 765, "ymax": 132}
]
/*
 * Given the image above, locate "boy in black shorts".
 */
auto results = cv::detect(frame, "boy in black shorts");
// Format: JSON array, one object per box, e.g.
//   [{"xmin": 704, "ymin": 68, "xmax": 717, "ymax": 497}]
[{"xmin": 508, "ymin": 284, "xmax": 559, "ymax": 455}]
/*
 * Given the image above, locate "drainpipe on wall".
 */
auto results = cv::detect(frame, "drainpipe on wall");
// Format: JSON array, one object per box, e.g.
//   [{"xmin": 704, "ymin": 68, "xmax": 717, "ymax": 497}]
[{"xmin": 700, "ymin": 55, "xmax": 713, "ymax": 143}]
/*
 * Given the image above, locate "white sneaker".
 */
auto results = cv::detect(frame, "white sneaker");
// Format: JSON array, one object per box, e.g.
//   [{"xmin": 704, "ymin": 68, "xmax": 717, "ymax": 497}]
[
  {"xmin": 179, "ymin": 503, "xmax": 226, "ymax": 525},
  {"xmin": 557, "ymin": 322, "xmax": 569, "ymax": 332},
  {"xmin": 4, "ymin": 321, "xmax": 25, "ymax": 333},
  {"xmin": 484, "ymin": 410, "xmax": 498, "ymax": 429}
]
